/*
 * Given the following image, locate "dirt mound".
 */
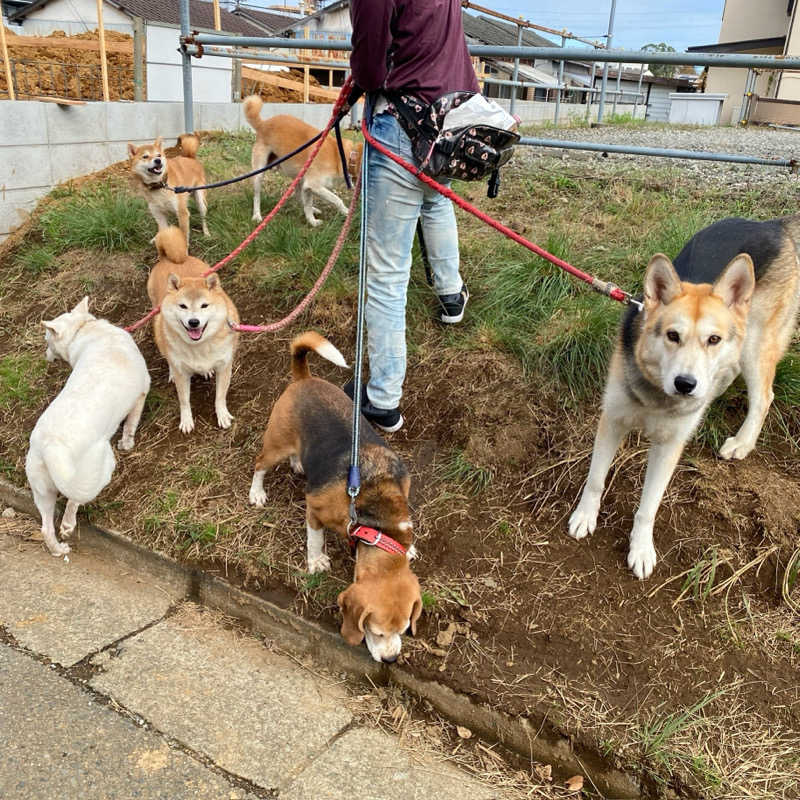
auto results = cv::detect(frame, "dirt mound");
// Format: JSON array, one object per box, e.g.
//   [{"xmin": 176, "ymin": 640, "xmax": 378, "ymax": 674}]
[{"xmin": 1, "ymin": 27, "xmax": 134, "ymax": 100}]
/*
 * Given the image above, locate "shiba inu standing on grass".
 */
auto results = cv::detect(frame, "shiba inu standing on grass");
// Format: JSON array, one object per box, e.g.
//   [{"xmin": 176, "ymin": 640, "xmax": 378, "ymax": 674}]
[
  {"xmin": 147, "ymin": 227, "xmax": 239, "ymax": 434},
  {"xmin": 26, "ymin": 297, "xmax": 150, "ymax": 556},
  {"xmin": 569, "ymin": 217, "xmax": 800, "ymax": 579},
  {"xmin": 128, "ymin": 134, "xmax": 210, "ymax": 244}
]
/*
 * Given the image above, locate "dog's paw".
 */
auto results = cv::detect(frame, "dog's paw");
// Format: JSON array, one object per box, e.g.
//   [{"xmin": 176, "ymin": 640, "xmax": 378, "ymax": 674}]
[
  {"xmin": 307, "ymin": 552, "xmax": 331, "ymax": 574},
  {"xmin": 119, "ymin": 434, "xmax": 135, "ymax": 451},
  {"xmin": 308, "ymin": 217, "xmax": 321, "ymax": 227},
  {"xmin": 59, "ymin": 522, "xmax": 75, "ymax": 539},
  {"xmin": 567, "ymin": 501, "xmax": 599, "ymax": 540},
  {"xmin": 252, "ymin": 213, "xmax": 263, "ymax": 223},
  {"xmin": 179, "ymin": 414, "xmax": 195, "ymax": 434},
  {"xmin": 627, "ymin": 537, "xmax": 657, "ymax": 580},
  {"xmin": 216, "ymin": 407, "xmax": 233, "ymax": 429},
  {"xmin": 48, "ymin": 540, "xmax": 71, "ymax": 557},
  {"xmin": 249, "ymin": 486, "xmax": 267, "ymax": 507},
  {"xmin": 719, "ymin": 435, "xmax": 755, "ymax": 461},
  {"xmin": 289, "ymin": 455, "xmax": 304, "ymax": 475},
  {"xmin": 406, "ymin": 544, "xmax": 418, "ymax": 561}
]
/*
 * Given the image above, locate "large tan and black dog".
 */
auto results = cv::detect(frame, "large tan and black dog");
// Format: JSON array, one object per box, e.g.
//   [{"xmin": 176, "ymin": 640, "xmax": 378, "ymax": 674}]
[
  {"xmin": 248, "ymin": 332, "xmax": 421, "ymax": 662},
  {"xmin": 147, "ymin": 227, "xmax": 239, "ymax": 434},
  {"xmin": 243, "ymin": 95, "xmax": 362, "ymax": 226},
  {"xmin": 569, "ymin": 216, "xmax": 800, "ymax": 579},
  {"xmin": 128, "ymin": 134, "xmax": 210, "ymax": 243}
]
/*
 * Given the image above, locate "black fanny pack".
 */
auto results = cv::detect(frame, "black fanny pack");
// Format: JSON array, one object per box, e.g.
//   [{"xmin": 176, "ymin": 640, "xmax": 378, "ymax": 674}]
[{"xmin": 386, "ymin": 91, "xmax": 520, "ymax": 182}]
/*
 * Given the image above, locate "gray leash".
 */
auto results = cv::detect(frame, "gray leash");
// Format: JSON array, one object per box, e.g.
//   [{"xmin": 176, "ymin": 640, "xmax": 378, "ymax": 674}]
[{"xmin": 347, "ymin": 100, "xmax": 370, "ymax": 527}]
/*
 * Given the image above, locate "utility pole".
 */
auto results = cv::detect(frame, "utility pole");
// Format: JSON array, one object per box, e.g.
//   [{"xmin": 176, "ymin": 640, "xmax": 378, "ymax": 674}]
[{"xmin": 597, "ymin": 0, "xmax": 617, "ymax": 123}]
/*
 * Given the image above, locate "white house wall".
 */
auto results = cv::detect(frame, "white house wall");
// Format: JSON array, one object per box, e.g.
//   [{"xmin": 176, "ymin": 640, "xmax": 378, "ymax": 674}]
[
  {"xmin": 14, "ymin": 0, "xmax": 133, "ymax": 36},
  {"xmin": 146, "ymin": 23, "xmax": 232, "ymax": 103}
]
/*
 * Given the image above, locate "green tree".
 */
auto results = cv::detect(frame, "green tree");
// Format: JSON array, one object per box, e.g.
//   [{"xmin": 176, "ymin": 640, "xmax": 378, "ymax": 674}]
[{"xmin": 642, "ymin": 42, "xmax": 677, "ymax": 78}]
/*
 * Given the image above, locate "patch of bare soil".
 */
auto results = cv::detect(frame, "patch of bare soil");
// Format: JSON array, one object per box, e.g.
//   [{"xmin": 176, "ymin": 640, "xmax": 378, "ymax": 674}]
[{"xmin": 1, "ymin": 170, "xmax": 799, "ymax": 799}]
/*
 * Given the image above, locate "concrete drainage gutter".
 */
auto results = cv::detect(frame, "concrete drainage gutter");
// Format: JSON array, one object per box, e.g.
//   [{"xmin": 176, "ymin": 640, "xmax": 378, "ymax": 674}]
[{"xmin": 0, "ymin": 479, "xmax": 641, "ymax": 799}]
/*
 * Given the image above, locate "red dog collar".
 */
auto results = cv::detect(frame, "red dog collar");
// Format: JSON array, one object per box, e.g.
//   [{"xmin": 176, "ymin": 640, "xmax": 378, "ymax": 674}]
[{"xmin": 348, "ymin": 525, "xmax": 407, "ymax": 557}]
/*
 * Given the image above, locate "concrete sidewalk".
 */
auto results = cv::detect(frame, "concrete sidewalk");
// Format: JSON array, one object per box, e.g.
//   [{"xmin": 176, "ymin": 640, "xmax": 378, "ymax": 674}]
[{"xmin": 0, "ymin": 520, "xmax": 503, "ymax": 800}]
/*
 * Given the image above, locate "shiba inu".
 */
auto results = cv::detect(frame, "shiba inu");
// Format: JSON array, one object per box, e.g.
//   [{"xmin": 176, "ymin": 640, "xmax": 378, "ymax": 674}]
[
  {"xmin": 243, "ymin": 96, "xmax": 362, "ymax": 226},
  {"xmin": 26, "ymin": 297, "xmax": 150, "ymax": 556},
  {"xmin": 147, "ymin": 227, "xmax": 239, "ymax": 434},
  {"xmin": 248, "ymin": 332, "xmax": 421, "ymax": 662},
  {"xmin": 128, "ymin": 134, "xmax": 210, "ymax": 243},
  {"xmin": 569, "ymin": 216, "xmax": 800, "ymax": 579}
]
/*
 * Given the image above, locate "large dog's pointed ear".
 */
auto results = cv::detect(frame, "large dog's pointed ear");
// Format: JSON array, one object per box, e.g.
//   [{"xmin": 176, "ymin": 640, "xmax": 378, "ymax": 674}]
[
  {"xmin": 42, "ymin": 319, "xmax": 62, "ymax": 336},
  {"xmin": 337, "ymin": 584, "xmax": 371, "ymax": 646},
  {"xmin": 72, "ymin": 296, "xmax": 89, "ymax": 315},
  {"xmin": 167, "ymin": 273, "xmax": 181, "ymax": 291},
  {"xmin": 127, "ymin": 141, "xmax": 137, "ymax": 158},
  {"xmin": 713, "ymin": 253, "xmax": 755, "ymax": 311},
  {"xmin": 154, "ymin": 136, "xmax": 163, "ymax": 152},
  {"xmin": 205, "ymin": 273, "xmax": 219, "ymax": 290},
  {"xmin": 643, "ymin": 254, "xmax": 682, "ymax": 311}
]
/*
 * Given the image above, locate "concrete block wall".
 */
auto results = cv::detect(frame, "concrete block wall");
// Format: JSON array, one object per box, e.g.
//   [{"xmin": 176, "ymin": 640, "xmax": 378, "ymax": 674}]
[{"xmin": 0, "ymin": 100, "xmax": 337, "ymax": 242}]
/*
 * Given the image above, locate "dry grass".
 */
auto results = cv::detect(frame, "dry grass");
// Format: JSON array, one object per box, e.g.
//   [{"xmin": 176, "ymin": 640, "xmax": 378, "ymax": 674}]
[{"xmin": 3, "ymin": 131, "xmax": 800, "ymax": 799}]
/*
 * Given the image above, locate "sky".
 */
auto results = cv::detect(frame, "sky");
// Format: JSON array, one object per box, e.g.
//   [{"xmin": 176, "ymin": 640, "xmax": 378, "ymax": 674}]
[{"xmin": 467, "ymin": 0, "xmax": 726, "ymax": 52}]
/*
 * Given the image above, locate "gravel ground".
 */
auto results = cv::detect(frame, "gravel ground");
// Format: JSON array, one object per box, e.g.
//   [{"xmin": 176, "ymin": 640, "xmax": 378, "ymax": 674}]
[{"xmin": 516, "ymin": 123, "xmax": 800, "ymax": 186}]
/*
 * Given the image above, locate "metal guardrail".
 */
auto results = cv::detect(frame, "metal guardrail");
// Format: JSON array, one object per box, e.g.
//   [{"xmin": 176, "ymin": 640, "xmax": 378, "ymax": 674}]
[
  {"xmin": 184, "ymin": 35, "xmax": 800, "ymax": 70},
  {"xmin": 178, "ymin": 16, "xmax": 800, "ymax": 171}
]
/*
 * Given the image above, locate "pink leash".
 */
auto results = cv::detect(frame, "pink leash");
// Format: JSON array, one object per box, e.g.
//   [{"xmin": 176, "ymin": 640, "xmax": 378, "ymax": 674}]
[
  {"xmin": 360, "ymin": 117, "xmax": 641, "ymax": 309},
  {"xmin": 125, "ymin": 77, "xmax": 355, "ymax": 334}
]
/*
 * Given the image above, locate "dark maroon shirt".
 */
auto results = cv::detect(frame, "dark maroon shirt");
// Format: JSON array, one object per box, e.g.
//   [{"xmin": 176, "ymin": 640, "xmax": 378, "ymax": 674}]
[{"xmin": 349, "ymin": 0, "xmax": 479, "ymax": 105}]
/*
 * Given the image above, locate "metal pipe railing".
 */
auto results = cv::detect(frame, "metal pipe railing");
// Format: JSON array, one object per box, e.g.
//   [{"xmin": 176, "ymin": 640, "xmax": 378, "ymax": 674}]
[
  {"xmin": 518, "ymin": 136, "xmax": 797, "ymax": 169},
  {"xmin": 179, "ymin": 0, "xmax": 194, "ymax": 132},
  {"xmin": 184, "ymin": 35, "xmax": 800, "ymax": 69}
]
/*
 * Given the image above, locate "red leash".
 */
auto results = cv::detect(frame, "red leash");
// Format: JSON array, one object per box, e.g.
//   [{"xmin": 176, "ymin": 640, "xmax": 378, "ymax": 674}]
[
  {"xmin": 229, "ymin": 168, "xmax": 361, "ymax": 334},
  {"xmin": 124, "ymin": 78, "xmax": 355, "ymax": 334},
  {"xmin": 360, "ymin": 117, "xmax": 641, "ymax": 309}
]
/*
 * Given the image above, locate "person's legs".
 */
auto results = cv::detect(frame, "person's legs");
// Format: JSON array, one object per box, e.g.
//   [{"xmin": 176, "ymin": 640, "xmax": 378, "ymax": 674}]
[
  {"xmin": 364, "ymin": 112, "xmax": 424, "ymax": 412},
  {"xmin": 420, "ymin": 183, "xmax": 463, "ymax": 297}
]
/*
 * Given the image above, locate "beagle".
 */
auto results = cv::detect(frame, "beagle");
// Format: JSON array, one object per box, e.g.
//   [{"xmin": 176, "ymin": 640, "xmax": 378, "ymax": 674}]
[{"xmin": 248, "ymin": 331, "xmax": 422, "ymax": 663}]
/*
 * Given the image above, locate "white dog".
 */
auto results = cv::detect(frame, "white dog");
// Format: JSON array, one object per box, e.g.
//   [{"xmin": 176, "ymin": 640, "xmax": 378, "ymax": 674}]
[{"xmin": 26, "ymin": 297, "xmax": 150, "ymax": 556}]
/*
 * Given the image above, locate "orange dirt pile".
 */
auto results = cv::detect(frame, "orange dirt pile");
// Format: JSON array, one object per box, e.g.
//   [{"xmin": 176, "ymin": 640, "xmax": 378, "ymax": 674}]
[
  {"xmin": 1, "ymin": 28, "xmax": 134, "ymax": 100},
  {"xmin": 242, "ymin": 67, "xmax": 327, "ymax": 104}
]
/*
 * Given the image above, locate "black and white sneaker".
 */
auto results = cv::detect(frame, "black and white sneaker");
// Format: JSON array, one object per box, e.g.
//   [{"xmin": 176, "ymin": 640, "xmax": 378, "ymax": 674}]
[
  {"xmin": 437, "ymin": 283, "xmax": 469, "ymax": 324},
  {"xmin": 343, "ymin": 380, "xmax": 404, "ymax": 434}
]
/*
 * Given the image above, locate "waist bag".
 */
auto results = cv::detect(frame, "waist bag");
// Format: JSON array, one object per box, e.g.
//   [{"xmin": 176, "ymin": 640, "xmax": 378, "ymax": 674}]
[{"xmin": 387, "ymin": 91, "xmax": 520, "ymax": 182}]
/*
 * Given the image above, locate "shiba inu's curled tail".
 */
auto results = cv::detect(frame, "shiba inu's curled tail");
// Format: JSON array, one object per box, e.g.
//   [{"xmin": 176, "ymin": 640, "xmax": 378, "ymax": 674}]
[
  {"xmin": 243, "ymin": 95, "xmax": 263, "ymax": 131},
  {"xmin": 178, "ymin": 133, "xmax": 200, "ymax": 158},
  {"xmin": 155, "ymin": 226, "xmax": 188, "ymax": 264},
  {"xmin": 290, "ymin": 331, "xmax": 348, "ymax": 382}
]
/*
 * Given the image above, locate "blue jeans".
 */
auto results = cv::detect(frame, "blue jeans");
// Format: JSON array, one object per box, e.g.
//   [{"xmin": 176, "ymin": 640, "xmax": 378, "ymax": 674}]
[{"xmin": 365, "ymin": 112, "xmax": 464, "ymax": 410}]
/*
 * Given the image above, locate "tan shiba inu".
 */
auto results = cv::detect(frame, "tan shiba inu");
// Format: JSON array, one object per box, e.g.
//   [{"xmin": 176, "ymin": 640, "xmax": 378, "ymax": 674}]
[
  {"xmin": 569, "ymin": 216, "xmax": 800, "ymax": 579},
  {"xmin": 147, "ymin": 227, "xmax": 239, "ymax": 433},
  {"xmin": 243, "ymin": 95, "xmax": 362, "ymax": 227},
  {"xmin": 128, "ymin": 134, "xmax": 210, "ymax": 244}
]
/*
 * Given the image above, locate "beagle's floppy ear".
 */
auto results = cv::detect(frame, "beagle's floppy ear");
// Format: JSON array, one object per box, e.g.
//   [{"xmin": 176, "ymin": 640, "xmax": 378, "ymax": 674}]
[
  {"xmin": 337, "ymin": 584, "xmax": 371, "ymax": 647},
  {"xmin": 167, "ymin": 273, "xmax": 181, "ymax": 291}
]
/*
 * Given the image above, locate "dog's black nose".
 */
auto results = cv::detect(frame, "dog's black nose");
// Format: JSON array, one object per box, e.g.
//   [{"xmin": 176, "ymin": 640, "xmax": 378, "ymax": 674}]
[
  {"xmin": 153, "ymin": 157, "xmax": 162, "ymax": 166},
  {"xmin": 381, "ymin": 654, "xmax": 399, "ymax": 664},
  {"xmin": 188, "ymin": 318, "xmax": 200, "ymax": 328},
  {"xmin": 674, "ymin": 375, "xmax": 697, "ymax": 395}
]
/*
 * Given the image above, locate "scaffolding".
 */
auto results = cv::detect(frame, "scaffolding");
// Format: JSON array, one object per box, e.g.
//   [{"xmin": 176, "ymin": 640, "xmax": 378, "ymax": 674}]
[{"xmin": 177, "ymin": 5, "xmax": 800, "ymax": 172}]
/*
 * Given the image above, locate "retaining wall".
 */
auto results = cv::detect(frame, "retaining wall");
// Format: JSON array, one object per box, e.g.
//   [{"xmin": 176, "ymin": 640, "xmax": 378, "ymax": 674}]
[{"xmin": 0, "ymin": 100, "xmax": 336, "ymax": 243}]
